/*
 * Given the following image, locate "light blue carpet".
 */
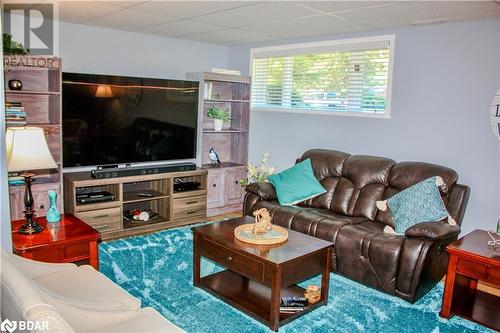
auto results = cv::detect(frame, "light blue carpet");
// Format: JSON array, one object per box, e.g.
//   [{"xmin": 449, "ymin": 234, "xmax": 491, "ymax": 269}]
[{"xmin": 99, "ymin": 224, "xmax": 492, "ymax": 333}]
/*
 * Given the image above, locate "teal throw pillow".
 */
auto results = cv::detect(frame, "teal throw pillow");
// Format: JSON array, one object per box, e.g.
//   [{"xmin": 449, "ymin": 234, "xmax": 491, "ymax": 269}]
[
  {"xmin": 386, "ymin": 176, "xmax": 450, "ymax": 234},
  {"xmin": 267, "ymin": 159, "xmax": 326, "ymax": 205}
]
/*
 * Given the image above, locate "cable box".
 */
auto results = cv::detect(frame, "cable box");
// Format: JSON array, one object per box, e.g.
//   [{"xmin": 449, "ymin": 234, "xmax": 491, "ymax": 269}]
[
  {"xmin": 174, "ymin": 181, "xmax": 201, "ymax": 193},
  {"xmin": 76, "ymin": 191, "xmax": 115, "ymax": 204}
]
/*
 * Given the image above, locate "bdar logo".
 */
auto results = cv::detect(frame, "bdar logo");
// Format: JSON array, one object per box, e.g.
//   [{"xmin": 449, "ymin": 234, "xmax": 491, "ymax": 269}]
[{"xmin": 0, "ymin": 319, "xmax": 17, "ymax": 333}]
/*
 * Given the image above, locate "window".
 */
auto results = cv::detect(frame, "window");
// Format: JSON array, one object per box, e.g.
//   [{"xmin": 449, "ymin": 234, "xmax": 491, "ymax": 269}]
[{"xmin": 250, "ymin": 35, "xmax": 395, "ymax": 118}]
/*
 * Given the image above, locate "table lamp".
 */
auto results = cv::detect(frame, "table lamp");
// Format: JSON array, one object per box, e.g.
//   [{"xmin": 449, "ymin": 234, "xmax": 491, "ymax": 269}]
[{"xmin": 6, "ymin": 127, "xmax": 58, "ymax": 234}]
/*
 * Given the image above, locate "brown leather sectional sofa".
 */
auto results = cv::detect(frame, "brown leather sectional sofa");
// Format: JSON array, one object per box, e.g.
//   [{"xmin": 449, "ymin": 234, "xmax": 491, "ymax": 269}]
[{"xmin": 244, "ymin": 149, "xmax": 470, "ymax": 303}]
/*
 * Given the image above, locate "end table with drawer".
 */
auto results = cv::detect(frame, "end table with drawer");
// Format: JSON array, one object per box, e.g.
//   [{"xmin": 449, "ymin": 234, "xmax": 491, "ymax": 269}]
[
  {"xmin": 440, "ymin": 229, "xmax": 500, "ymax": 331},
  {"xmin": 11, "ymin": 214, "xmax": 101, "ymax": 270}
]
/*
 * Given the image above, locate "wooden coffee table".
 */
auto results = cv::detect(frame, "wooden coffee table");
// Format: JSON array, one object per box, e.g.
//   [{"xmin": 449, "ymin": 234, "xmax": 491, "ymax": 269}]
[{"xmin": 192, "ymin": 216, "xmax": 333, "ymax": 331}]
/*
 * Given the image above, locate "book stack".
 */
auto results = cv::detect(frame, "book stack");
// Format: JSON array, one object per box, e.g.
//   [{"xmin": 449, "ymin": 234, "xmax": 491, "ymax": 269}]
[
  {"xmin": 279, "ymin": 296, "xmax": 309, "ymax": 314},
  {"xmin": 8, "ymin": 173, "xmax": 25, "ymax": 186},
  {"xmin": 5, "ymin": 102, "xmax": 27, "ymax": 126}
]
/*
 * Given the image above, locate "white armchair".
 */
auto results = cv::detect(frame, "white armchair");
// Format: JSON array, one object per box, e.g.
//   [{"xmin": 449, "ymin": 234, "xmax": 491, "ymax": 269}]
[{"xmin": 1, "ymin": 248, "xmax": 184, "ymax": 333}]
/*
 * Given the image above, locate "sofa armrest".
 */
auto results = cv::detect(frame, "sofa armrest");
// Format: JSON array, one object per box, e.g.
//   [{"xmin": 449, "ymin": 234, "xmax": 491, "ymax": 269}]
[
  {"xmin": 3, "ymin": 249, "xmax": 77, "ymax": 279},
  {"xmin": 405, "ymin": 221, "xmax": 460, "ymax": 241},
  {"xmin": 245, "ymin": 182, "xmax": 277, "ymax": 200}
]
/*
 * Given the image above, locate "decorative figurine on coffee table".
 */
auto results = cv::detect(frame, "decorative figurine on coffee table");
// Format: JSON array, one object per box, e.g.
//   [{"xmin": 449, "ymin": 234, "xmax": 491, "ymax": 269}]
[
  {"xmin": 252, "ymin": 208, "xmax": 272, "ymax": 235},
  {"xmin": 46, "ymin": 190, "xmax": 61, "ymax": 223},
  {"xmin": 234, "ymin": 208, "xmax": 288, "ymax": 245}
]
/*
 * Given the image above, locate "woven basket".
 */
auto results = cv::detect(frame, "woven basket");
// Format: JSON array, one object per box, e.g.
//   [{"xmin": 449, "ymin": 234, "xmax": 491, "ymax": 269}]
[{"xmin": 234, "ymin": 224, "xmax": 288, "ymax": 245}]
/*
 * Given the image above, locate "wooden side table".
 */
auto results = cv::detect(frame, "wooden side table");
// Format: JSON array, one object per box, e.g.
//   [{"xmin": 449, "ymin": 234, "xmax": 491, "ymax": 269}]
[
  {"xmin": 12, "ymin": 214, "xmax": 101, "ymax": 270},
  {"xmin": 440, "ymin": 229, "xmax": 500, "ymax": 331}
]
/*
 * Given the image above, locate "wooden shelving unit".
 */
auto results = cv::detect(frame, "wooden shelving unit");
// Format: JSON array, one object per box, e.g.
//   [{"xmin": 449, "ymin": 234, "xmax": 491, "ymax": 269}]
[
  {"xmin": 4, "ymin": 56, "xmax": 63, "ymax": 220},
  {"xmin": 186, "ymin": 72, "xmax": 250, "ymax": 216},
  {"xmin": 64, "ymin": 169, "xmax": 208, "ymax": 240}
]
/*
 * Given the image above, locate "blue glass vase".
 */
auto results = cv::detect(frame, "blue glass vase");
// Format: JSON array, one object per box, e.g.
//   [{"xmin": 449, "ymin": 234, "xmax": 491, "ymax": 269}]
[{"xmin": 46, "ymin": 190, "xmax": 61, "ymax": 223}]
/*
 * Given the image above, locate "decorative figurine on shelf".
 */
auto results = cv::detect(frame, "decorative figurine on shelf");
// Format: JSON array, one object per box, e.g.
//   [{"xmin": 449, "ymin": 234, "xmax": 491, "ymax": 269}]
[
  {"xmin": 304, "ymin": 285, "xmax": 321, "ymax": 304},
  {"xmin": 8, "ymin": 79, "xmax": 22, "ymax": 90},
  {"xmin": 46, "ymin": 190, "xmax": 61, "ymax": 223},
  {"xmin": 252, "ymin": 208, "xmax": 272, "ymax": 235},
  {"xmin": 208, "ymin": 148, "xmax": 221, "ymax": 165}
]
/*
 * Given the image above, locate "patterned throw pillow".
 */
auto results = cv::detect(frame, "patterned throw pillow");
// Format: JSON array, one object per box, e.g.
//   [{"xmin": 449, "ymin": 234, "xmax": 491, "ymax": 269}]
[{"xmin": 376, "ymin": 176, "xmax": 456, "ymax": 235}]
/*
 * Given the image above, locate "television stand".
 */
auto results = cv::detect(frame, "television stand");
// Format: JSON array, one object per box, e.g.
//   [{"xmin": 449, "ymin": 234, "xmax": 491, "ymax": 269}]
[{"xmin": 63, "ymin": 168, "xmax": 208, "ymax": 240}]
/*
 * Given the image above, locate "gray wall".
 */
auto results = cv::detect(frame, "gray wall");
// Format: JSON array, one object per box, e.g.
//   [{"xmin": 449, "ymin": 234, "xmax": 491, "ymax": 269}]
[
  {"xmin": 227, "ymin": 19, "xmax": 500, "ymax": 235},
  {"xmin": 59, "ymin": 21, "xmax": 227, "ymax": 79}
]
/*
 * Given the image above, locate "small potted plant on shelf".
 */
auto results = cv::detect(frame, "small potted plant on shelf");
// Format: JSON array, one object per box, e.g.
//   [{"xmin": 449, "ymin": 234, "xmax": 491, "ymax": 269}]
[
  {"xmin": 207, "ymin": 106, "xmax": 231, "ymax": 131},
  {"xmin": 240, "ymin": 152, "xmax": 276, "ymax": 187}
]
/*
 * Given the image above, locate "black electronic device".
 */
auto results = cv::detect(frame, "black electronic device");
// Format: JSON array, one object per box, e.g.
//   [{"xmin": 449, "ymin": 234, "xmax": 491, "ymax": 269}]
[
  {"xmin": 173, "ymin": 181, "xmax": 201, "ymax": 193},
  {"xmin": 90, "ymin": 162, "xmax": 197, "ymax": 179},
  {"xmin": 62, "ymin": 72, "xmax": 199, "ymax": 168},
  {"xmin": 76, "ymin": 191, "xmax": 115, "ymax": 204}
]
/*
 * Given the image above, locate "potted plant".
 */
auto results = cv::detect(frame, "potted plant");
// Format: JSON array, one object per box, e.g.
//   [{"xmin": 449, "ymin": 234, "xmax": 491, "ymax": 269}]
[
  {"xmin": 207, "ymin": 106, "xmax": 231, "ymax": 131},
  {"xmin": 240, "ymin": 152, "xmax": 276, "ymax": 186}
]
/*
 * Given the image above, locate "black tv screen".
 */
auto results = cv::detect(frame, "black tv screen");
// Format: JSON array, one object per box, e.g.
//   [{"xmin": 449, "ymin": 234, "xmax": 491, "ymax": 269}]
[{"xmin": 62, "ymin": 73, "xmax": 199, "ymax": 168}]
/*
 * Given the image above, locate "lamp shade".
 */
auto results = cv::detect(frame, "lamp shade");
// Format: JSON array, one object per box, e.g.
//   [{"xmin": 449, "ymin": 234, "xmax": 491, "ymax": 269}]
[
  {"xmin": 95, "ymin": 84, "xmax": 113, "ymax": 98},
  {"xmin": 6, "ymin": 127, "xmax": 58, "ymax": 172}
]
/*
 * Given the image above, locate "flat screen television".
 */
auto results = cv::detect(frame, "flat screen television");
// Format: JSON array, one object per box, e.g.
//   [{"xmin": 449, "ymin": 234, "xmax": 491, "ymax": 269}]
[{"xmin": 62, "ymin": 73, "xmax": 199, "ymax": 168}]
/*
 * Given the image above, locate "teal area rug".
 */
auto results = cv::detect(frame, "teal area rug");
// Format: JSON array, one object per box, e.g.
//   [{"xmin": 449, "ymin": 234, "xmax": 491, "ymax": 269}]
[{"xmin": 99, "ymin": 224, "xmax": 492, "ymax": 333}]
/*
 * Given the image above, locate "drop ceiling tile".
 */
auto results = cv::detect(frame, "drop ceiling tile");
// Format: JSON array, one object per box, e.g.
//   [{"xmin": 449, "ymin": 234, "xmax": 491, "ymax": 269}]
[
  {"xmin": 141, "ymin": 19, "xmax": 226, "ymax": 38},
  {"xmin": 241, "ymin": 14, "xmax": 371, "ymax": 38},
  {"xmin": 194, "ymin": 2, "xmax": 319, "ymax": 28},
  {"xmin": 58, "ymin": 1, "xmax": 125, "ymax": 23},
  {"xmin": 85, "ymin": 8, "xmax": 179, "ymax": 31},
  {"xmin": 185, "ymin": 28, "xmax": 270, "ymax": 44},
  {"xmin": 298, "ymin": 1, "xmax": 393, "ymax": 14},
  {"xmin": 134, "ymin": 1, "xmax": 254, "ymax": 19},
  {"xmin": 337, "ymin": 1, "xmax": 500, "ymax": 28}
]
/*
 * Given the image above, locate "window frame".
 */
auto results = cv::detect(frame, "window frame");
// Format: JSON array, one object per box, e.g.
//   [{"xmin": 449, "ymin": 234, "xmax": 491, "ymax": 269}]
[{"xmin": 249, "ymin": 34, "xmax": 396, "ymax": 119}]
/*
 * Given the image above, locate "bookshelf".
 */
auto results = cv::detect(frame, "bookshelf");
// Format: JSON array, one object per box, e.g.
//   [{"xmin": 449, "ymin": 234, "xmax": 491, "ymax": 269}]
[
  {"xmin": 186, "ymin": 72, "xmax": 250, "ymax": 216},
  {"xmin": 4, "ymin": 56, "xmax": 62, "ymax": 220}
]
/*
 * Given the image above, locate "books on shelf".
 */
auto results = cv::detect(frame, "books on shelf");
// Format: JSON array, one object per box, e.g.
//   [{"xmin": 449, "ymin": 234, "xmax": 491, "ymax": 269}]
[
  {"xmin": 279, "ymin": 296, "xmax": 308, "ymax": 314},
  {"xmin": 8, "ymin": 173, "xmax": 25, "ymax": 186},
  {"xmin": 5, "ymin": 102, "xmax": 26, "ymax": 126}
]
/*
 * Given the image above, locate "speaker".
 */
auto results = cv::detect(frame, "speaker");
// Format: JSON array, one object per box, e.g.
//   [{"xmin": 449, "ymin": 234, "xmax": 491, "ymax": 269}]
[{"xmin": 90, "ymin": 163, "xmax": 197, "ymax": 179}]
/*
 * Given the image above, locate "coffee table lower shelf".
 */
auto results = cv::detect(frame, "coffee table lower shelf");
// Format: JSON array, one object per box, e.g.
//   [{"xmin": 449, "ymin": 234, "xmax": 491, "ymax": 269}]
[{"xmin": 197, "ymin": 270, "xmax": 324, "ymax": 328}]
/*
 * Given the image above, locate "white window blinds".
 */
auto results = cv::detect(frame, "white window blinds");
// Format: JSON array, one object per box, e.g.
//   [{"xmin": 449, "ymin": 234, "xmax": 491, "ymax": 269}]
[{"xmin": 250, "ymin": 35, "xmax": 395, "ymax": 117}]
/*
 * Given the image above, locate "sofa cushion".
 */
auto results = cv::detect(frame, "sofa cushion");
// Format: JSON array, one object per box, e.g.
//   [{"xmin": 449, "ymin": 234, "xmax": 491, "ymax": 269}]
[
  {"xmin": 336, "ymin": 221, "xmax": 405, "ymax": 294},
  {"xmin": 1, "ymin": 249, "xmax": 75, "ymax": 332},
  {"xmin": 89, "ymin": 308, "xmax": 185, "ymax": 333},
  {"xmin": 376, "ymin": 162, "xmax": 459, "ymax": 227},
  {"xmin": 35, "ymin": 265, "xmax": 141, "ymax": 311},
  {"xmin": 384, "ymin": 177, "xmax": 451, "ymax": 234},
  {"xmin": 268, "ymin": 159, "xmax": 326, "ymax": 205}
]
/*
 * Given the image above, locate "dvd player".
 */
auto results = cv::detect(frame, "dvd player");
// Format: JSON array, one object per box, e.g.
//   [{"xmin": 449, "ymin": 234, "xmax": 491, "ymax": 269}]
[
  {"xmin": 76, "ymin": 191, "xmax": 115, "ymax": 204},
  {"xmin": 90, "ymin": 162, "xmax": 196, "ymax": 179}
]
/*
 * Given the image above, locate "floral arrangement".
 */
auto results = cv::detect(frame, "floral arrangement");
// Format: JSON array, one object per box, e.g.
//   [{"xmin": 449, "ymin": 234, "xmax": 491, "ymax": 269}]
[{"xmin": 240, "ymin": 152, "xmax": 276, "ymax": 186}]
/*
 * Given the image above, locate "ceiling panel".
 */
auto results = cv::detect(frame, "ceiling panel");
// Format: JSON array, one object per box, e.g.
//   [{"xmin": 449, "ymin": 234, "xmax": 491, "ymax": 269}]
[
  {"xmin": 85, "ymin": 8, "xmax": 179, "ymax": 31},
  {"xmin": 337, "ymin": 1, "xmax": 500, "ymax": 28},
  {"xmin": 247, "ymin": 14, "xmax": 372, "ymax": 39},
  {"xmin": 59, "ymin": 1, "xmax": 125, "ymax": 23},
  {"xmin": 133, "ymin": 1, "xmax": 253, "ymax": 19},
  {"xmin": 194, "ymin": 2, "xmax": 319, "ymax": 28},
  {"xmin": 297, "ymin": 1, "xmax": 394, "ymax": 14},
  {"xmin": 57, "ymin": 1, "xmax": 500, "ymax": 46},
  {"xmin": 141, "ymin": 19, "xmax": 226, "ymax": 38},
  {"xmin": 185, "ymin": 28, "xmax": 270, "ymax": 44}
]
